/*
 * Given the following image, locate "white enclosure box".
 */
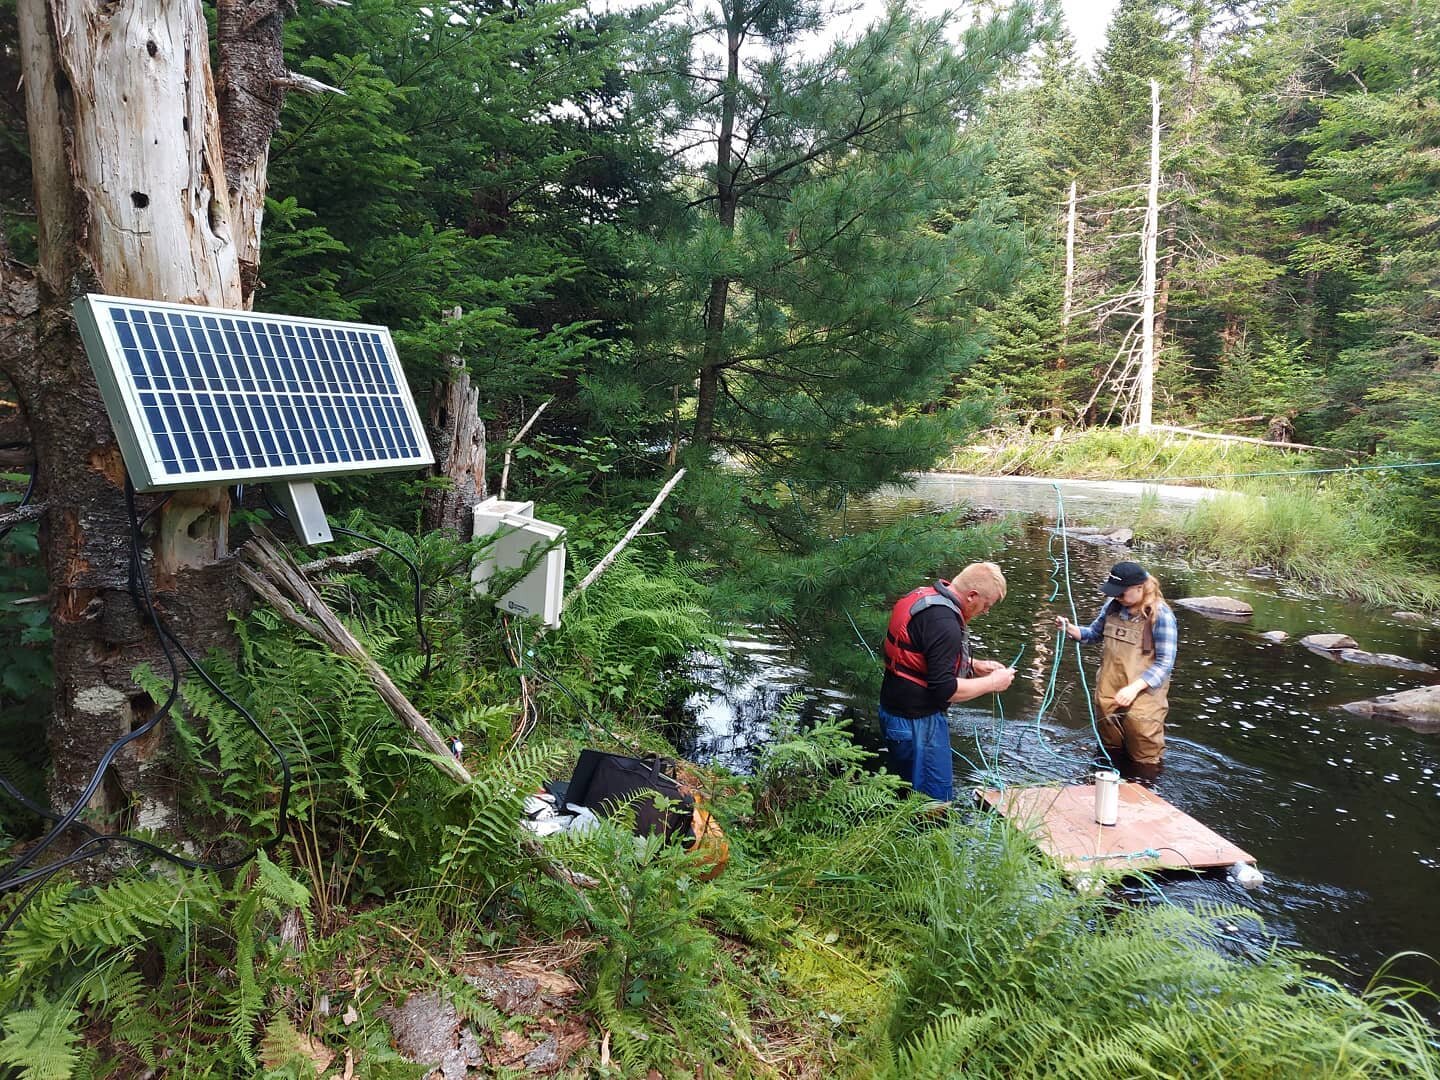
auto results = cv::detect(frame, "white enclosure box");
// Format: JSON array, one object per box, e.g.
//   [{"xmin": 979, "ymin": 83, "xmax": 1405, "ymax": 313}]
[
  {"xmin": 471, "ymin": 503, "xmax": 566, "ymax": 628},
  {"xmin": 473, "ymin": 497, "xmax": 535, "ymax": 527},
  {"xmin": 471, "ymin": 497, "xmax": 535, "ymax": 592}
]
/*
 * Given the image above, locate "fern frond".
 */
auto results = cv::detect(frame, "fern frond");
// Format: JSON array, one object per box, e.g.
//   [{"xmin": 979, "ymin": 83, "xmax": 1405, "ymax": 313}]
[{"xmin": 0, "ymin": 997, "xmax": 83, "ymax": 1080}]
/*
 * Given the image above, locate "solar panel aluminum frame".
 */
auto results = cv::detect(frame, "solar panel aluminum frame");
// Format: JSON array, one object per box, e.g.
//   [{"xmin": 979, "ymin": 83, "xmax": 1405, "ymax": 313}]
[{"xmin": 73, "ymin": 294, "xmax": 435, "ymax": 492}]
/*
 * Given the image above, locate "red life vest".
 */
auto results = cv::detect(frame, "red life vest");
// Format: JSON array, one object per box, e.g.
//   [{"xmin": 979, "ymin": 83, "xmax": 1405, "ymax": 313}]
[{"xmin": 883, "ymin": 583, "xmax": 970, "ymax": 688}]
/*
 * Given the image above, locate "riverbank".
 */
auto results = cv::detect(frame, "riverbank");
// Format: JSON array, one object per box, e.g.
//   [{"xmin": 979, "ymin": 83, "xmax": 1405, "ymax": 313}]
[
  {"xmin": 9, "ymin": 520, "xmax": 1440, "ymax": 1076},
  {"xmin": 940, "ymin": 430, "xmax": 1440, "ymax": 611}
]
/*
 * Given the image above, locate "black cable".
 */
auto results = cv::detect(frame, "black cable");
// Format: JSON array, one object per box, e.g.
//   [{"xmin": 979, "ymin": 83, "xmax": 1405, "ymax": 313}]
[
  {"xmin": 0, "ymin": 481, "xmax": 187, "ymax": 886},
  {"xmin": 504, "ymin": 618, "xmax": 630, "ymax": 749},
  {"xmin": 262, "ymin": 488, "xmax": 433, "ymax": 679},
  {"xmin": 0, "ymin": 477, "xmax": 292, "ymax": 910},
  {"xmin": 0, "ymin": 774, "xmax": 100, "ymax": 840},
  {"xmin": 332, "ymin": 523, "xmax": 434, "ymax": 680}
]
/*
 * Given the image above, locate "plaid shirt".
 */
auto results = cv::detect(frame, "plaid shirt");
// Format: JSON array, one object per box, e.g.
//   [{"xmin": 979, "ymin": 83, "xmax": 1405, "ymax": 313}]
[{"xmin": 1078, "ymin": 600, "xmax": 1178, "ymax": 688}]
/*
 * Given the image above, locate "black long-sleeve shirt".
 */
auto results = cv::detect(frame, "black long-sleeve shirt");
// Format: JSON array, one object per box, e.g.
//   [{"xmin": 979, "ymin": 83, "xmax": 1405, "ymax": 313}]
[{"xmin": 879, "ymin": 604, "xmax": 971, "ymax": 718}]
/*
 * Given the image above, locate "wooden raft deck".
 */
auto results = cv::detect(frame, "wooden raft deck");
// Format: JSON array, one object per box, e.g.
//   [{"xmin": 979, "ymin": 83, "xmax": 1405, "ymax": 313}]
[{"xmin": 979, "ymin": 782, "xmax": 1256, "ymax": 874}]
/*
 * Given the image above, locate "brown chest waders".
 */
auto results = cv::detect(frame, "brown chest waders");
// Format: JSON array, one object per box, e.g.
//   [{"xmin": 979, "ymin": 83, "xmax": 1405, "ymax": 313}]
[{"xmin": 1095, "ymin": 615, "xmax": 1168, "ymax": 765}]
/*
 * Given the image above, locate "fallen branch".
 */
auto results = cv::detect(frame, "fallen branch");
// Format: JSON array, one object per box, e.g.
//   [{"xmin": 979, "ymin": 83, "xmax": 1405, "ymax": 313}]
[
  {"xmin": 1144, "ymin": 424, "xmax": 1357, "ymax": 456},
  {"xmin": 0, "ymin": 501, "xmax": 44, "ymax": 532},
  {"xmin": 238, "ymin": 525, "xmax": 472, "ymax": 785},
  {"xmin": 498, "ymin": 399, "xmax": 551, "ymax": 500},
  {"xmin": 240, "ymin": 527, "xmax": 600, "ymax": 896},
  {"xmin": 567, "ymin": 469, "xmax": 685, "ymax": 603},
  {"xmin": 298, "ymin": 546, "xmax": 380, "ymax": 576}
]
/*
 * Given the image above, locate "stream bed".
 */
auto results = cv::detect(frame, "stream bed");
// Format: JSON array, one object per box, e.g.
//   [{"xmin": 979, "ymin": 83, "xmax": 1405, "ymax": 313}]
[{"xmin": 681, "ymin": 476, "xmax": 1440, "ymax": 986}]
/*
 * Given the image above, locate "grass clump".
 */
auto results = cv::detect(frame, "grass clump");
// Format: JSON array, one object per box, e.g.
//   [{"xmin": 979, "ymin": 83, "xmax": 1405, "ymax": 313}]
[
  {"xmin": 943, "ymin": 427, "xmax": 1322, "ymax": 484},
  {"xmin": 1148, "ymin": 472, "xmax": 1440, "ymax": 609},
  {"xmin": 946, "ymin": 428, "xmax": 1440, "ymax": 609}
]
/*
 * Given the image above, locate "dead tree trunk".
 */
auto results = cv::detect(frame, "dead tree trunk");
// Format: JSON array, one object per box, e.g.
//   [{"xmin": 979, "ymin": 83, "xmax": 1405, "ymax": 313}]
[
  {"xmin": 1137, "ymin": 79, "xmax": 1161, "ymax": 435},
  {"xmin": 422, "ymin": 307, "xmax": 486, "ymax": 536},
  {"xmin": 2, "ymin": 0, "xmax": 300, "ymax": 843}
]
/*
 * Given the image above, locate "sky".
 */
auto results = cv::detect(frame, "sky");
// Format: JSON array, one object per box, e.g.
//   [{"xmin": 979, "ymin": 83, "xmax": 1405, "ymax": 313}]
[
  {"xmin": 824, "ymin": 0, "xmax": 1123, "ymax": 66},
  {"xmin": 1059, "ymin": 0, "xmax": 1122, "ymax": 65}
]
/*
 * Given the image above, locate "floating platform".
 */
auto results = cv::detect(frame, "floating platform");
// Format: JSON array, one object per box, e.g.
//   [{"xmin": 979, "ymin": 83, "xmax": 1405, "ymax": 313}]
[{"xmin": 979, "ymin": 782, "xmax": 1256, "ymax": 875}]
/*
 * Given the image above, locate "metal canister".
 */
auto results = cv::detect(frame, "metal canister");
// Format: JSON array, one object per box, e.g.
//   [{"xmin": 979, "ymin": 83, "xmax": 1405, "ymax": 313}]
[{"xmin": 1094, "ymin": 770, "xmax": 1120, "ymax": 826}]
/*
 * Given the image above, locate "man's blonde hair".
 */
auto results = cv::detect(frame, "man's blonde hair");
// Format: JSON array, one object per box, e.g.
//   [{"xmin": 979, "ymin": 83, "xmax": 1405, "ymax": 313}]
[{"xmin": 953, "ymin": 561, "xmax": 1007, "ymax": 603}]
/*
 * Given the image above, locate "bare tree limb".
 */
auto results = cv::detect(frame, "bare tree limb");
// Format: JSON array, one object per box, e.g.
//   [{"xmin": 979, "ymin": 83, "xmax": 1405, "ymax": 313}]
[
  {"xmin": 498, "ymin": 399, "xmax": 551, "ymax": 500},
  {"xmin": 238, "ymin": 526, "xmax": 473, "ymax": 784},
  {"xmin": 0, "ymin": 502, "xmax": 45, "ymax": 532},
  {"xmin": 297, "ymin": 547, "xmax": 380, "ymax": 575},
  {"xmin": 273, "ymin": 71, "xmax": 347, "ymax": 96},
  {"xmin": 568, "ymin": 469, "xmax": 685, "ymax": 604}
]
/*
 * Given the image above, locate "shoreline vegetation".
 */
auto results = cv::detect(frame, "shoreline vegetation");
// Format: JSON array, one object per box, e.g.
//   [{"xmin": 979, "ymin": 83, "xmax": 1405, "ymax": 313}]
[
  {"xmin": 940, "ymin": 429, "xmax": 1440, "ymax": 611},
  {"xmin": 5, "ymin": 525, "xmax": 1438, "ymax": 1076}
]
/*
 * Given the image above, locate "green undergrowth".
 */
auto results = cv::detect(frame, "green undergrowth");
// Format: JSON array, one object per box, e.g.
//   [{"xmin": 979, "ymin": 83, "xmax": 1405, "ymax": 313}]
[
  {"xmin": 946, "ymin": 428, "xmax": 1440, "ymax": 610},
  {"xmin": 2, "ymin": 522, "xmax": 1437, "ymax": 1077}
]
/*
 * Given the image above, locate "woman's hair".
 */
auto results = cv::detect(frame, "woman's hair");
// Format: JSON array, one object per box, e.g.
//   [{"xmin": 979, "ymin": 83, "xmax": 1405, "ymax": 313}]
[{"xmin": 1132, "ymin": 572, "xmax": 1166, "ymax": 627}]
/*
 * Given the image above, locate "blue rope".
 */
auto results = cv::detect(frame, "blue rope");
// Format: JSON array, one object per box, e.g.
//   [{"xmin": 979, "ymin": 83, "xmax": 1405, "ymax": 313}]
[
  {"xmin": 1053, "ymin": 483, "xmax": 1115, "ymax": 772},
  {"xmin": 843, "ymin": 606, "xmax": 878, "ymax": 664}
]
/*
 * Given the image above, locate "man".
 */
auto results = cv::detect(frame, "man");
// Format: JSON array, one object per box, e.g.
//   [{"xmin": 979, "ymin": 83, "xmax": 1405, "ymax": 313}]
[{"xmin": 878, "ymin": 561, "xmax": 1015, "ymax": 802}]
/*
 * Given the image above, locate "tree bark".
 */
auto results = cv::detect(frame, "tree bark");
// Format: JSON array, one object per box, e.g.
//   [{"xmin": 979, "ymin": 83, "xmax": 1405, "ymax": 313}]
[
  {"xmin": 422, "ymin": 307, "xmax": 486, "ymax": 535},
  {"xmin": 5, "ymin": 0, "xmax": 294, "ymax": 846},
  {"xmin": 693, "ymin": 9, "xmax": 742, "ymax": 449},
  {"xmin": 217, "ymin": 0, "xmax": 294, "ymax": 307}
]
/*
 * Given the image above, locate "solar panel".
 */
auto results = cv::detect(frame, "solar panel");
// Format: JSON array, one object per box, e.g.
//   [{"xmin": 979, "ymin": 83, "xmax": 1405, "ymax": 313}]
[{"xmin": 73, "ymin": 294, "xmax": 434, "ymax": 493}]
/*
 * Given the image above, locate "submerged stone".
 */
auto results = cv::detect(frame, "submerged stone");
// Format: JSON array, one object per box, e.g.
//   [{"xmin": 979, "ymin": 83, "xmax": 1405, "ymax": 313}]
[
  {"xmin": 1334, "ymin": 648, "xmax": 1437, "ymax": 674},
  {"xmin": 1066, "ymin": 525, "xmax": 1134, "ymax": 547},
  {"xmin": 1392, "ymin": 611, "xmax": 1429, "ymax": 625},
  {"xmin": 1259, "ymin": 630, "xmax": 1290, "ymax": 643}
]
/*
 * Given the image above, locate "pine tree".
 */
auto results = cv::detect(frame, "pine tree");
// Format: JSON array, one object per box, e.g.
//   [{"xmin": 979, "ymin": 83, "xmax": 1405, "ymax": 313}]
[{"xmin": 613, "ymin": 0, "xmax": 1041, "ymax": 497}]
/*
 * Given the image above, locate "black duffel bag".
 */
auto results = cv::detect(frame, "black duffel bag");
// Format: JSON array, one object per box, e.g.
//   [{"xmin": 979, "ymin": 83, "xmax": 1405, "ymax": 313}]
[{"xmin": 563, "ymin": 749, "xmax": 694, "ymax": 841}]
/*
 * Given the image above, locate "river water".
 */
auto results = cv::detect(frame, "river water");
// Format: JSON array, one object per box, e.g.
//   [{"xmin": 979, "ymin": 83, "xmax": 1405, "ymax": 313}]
[{"xmin": 682, "ymin": 476, "xmax": 1440, "ymax": 986}]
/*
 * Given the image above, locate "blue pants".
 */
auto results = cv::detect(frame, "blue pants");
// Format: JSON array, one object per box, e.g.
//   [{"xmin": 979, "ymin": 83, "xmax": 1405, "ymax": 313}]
[{"xmin": 879, "ymin": 706, "xmax": 954, "ymax": 802}]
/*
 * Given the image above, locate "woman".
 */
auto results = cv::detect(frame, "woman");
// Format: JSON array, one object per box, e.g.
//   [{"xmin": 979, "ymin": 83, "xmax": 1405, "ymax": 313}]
[{"xmin": 1056, "ymin": 560, "xmax": 1177, "ymax": 772}]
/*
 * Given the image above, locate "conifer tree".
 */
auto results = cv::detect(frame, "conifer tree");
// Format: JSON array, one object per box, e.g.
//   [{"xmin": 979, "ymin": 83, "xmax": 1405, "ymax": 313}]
[{"xmin": 613, "ymin": 0, "xmax": 1041, "ymax": 501}]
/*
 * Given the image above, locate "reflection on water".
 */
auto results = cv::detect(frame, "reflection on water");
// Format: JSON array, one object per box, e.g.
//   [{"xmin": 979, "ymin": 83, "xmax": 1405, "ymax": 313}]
[{"xmin": 679, "ymin": 477, "xmax": 1440, "ymax": 985}]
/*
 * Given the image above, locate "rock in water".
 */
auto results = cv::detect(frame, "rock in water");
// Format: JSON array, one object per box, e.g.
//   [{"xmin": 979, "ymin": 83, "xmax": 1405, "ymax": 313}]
[
  {"xmin": 1299, "ymin": 633, "xmax": 1360, "ymax": 651},
  {"xmin": 1175, "ymin": 596, "xmax": 1254, "ymax": 619},
  {"xmin": 1392, "ymin": 611, "xmax": 1428, "ymax": 624},
  {"xmin": 1067, "ymin": 526, "xmax": 1134, "ymax": 547},
  {"xmin": 1342, "ymin": 685, "xmax": 1440, "ymax": 733},
  {"xmin": 1259, "ymin": 630, "xmax": 1290, "ymax": 643},
  {"xmin": 1335, "ymin": 648, "xmax": 1438, "ymax": 674}
]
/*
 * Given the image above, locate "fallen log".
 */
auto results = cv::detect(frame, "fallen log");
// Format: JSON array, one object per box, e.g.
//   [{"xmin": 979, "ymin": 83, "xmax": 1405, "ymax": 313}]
[{"xmin": 238, "ymin": 525, "xmax": 472, "ymax": 785}]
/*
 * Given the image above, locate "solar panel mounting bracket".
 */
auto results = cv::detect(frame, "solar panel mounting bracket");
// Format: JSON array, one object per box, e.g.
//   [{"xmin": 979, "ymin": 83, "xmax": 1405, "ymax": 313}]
[{"xmin": 272, "ymin": 480, "xmax": 334, "ymax": 546}]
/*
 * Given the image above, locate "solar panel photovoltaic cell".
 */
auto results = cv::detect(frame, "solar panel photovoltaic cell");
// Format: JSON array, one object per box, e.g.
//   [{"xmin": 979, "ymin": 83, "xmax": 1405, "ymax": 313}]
[{"xmin": 74, "ymin": 295, "xmax": 434, "ymax": 491}]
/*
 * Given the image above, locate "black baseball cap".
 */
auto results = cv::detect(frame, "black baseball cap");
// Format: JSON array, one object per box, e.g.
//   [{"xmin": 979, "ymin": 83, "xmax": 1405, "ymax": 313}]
[{"xmin": 1100, "ymin": 561, "xmax": 1149, "ymax": 597}]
